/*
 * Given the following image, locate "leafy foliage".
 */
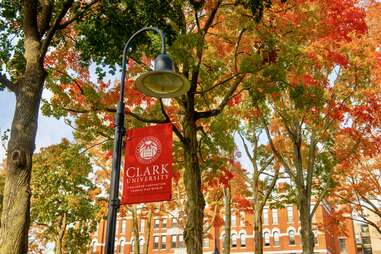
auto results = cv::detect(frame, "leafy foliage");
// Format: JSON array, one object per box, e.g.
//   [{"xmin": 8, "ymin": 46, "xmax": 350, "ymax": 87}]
[{"xmin": 30, "ymin": 139, "xmax": 99, "ymax": 252}]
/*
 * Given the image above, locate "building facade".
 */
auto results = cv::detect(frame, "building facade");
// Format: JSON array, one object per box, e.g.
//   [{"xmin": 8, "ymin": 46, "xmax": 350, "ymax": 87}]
[{"xmin": 89, "ymin": 204, "xmax": 357, "ymax": 254}]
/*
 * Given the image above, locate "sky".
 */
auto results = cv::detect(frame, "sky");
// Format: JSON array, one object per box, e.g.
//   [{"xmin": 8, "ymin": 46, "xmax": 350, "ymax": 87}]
[{"xmin": 0, "ymin": 89, "xmax": 73, "ymax": 162}]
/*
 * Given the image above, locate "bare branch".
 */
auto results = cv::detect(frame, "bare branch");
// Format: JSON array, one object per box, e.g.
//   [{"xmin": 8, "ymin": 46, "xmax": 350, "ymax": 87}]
[
  {"xmin": 259, "ymin": 109, "xmax": 296, "ymax": 181},
  {"xmin": 159, "ymin": 99, "xmax": 187, "ymax": 145},
  {"xmin": 238, "ymin": 131, "xmax": 253, "ymax": 162},
  {"xmin": 40, "ymin": 0, "xmax": 74, "ymax": 59},
  {"xmin": 201, "ymin": 0, "xmax": 223, "ymax": 38},
  {"xmin": 195, "ymin": 74, "xmax": 246, "ymax": 119},
  {"xmin": 195, "ymin": 73, "xmax": 241, "ymax": 95},
  {"xmin": 0, "ymin": 74, "xmax": 17, "ymax": 93},
  {"xmin": 57, "ymin": 0, "xmax": 100, "ymax": 30}
]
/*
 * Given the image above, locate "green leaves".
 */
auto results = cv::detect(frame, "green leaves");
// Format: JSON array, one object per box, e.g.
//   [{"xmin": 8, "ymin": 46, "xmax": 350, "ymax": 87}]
[{"xmin": 31, "ymin": 140, "xmax": 99, "ymax": 250}]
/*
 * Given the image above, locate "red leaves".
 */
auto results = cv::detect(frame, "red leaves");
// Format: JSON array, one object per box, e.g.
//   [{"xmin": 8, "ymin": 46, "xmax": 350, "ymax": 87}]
[
  {"xmin": 326, "ymin": 50, "xmax": 349, "ymax": 68},
  {"xmin": 219, "ymin": 167, "xmax": 234, "ymax": 188}
]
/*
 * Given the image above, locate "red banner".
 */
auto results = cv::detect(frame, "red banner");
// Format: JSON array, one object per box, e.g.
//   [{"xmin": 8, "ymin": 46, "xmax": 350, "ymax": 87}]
[{"xmin": 121, "ymin": 123, "xmax": 172, "ymax": 204}]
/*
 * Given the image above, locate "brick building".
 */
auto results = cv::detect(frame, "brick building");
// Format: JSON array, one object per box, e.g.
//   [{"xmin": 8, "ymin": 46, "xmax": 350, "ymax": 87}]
[{"xmin": 89, "ymin": 203, "xmax": 357, "ymax": 254}]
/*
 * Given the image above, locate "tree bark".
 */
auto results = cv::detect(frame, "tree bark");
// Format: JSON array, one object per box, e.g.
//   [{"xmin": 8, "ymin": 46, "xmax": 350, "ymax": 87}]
[
  {"xmin": 183, "ymin": 105, "xmax": 205, "ymax": 254},
  {"xmin": 223, "ymin": 187, "xmax": 231, "ymax": 254},
  {"xmin": 0, "ymin": 63, "xmax": 45, "ymax": 253},
  {"xmin": 131, "ymin": 206, "xmax": 140, "ymax": 254},
  {"xmin": 55, "ymin": 213, "xmax": 67, "ymax": 254},
  {"xmin": 254, "ymin": 207, "xmax": 264, "ymax": 254},
  {"xmin": 143, "ymin": 209, "xmax": 152, "ymax": 254},
  {"xmin": 299, "ymin": 196, "xmax": 314, "ymax": 254}
]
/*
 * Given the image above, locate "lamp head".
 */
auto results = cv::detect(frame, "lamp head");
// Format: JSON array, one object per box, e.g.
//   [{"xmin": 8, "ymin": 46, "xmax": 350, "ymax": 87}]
[{"xmin": 135, "ymin": 53, "xmax": 190, "ymax": 98}]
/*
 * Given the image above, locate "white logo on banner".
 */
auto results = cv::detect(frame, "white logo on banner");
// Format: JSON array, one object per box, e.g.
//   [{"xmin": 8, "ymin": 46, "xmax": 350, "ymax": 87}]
[{"xmin": 135, "ymin": 136, "xmax": 161, "ymax": 164}]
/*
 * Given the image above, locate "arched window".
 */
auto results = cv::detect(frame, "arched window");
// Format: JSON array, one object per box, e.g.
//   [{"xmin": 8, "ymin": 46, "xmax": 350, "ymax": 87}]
[
  {"xmin": 264, "ymin": 232, "xmax": 270, "ymax": 246},
  {"xmin": 240, "ymin": 233, "xmax": 246, "ymax": 247},
  {"xmin": 231, "ymin": 233, "xmax": 237, "ymax": 247},
  {"xmin": 91, "ymin": 240, "xmax": 97, "ymax": 254},
  {"xmin": 273, "ymin": 232, "xmax": 280, "ymax": 246},
  {"xmin": 119, "ymin": 240, "xmax": 125, "ymax": 254},
  {"xmin": 289, "ymin": 230, "xmax": 296, "ymax": 245}
]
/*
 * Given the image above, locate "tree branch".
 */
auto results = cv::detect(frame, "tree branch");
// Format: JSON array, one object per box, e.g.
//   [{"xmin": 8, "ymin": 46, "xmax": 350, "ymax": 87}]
[
  {"xmin": 0, "ymin": 74, "xmax": 17, "ymax": 93},
  {"xmin": 37, "ymin": 0, "xmax": 53, "ymax": 36},
  {"xmin": 56, "ymin": 0, "xmax": 100, "ymax": 30},
  {"xmin": 195, "ymin": 74, "xmax": 245, "ymax": 119},
  {"xmin": 159, "ymin": 99, "xmax": 187, "ymax": 145},
  {"xmin": 40, "ymin": 0, "xmax": 74, "ymax": 59},
  {"xmin": 259, "ymin": 109, "xmax": 297, "ymax": 182}
]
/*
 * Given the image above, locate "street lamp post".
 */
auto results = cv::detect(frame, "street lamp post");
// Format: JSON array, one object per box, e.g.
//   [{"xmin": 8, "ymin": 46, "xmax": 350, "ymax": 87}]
[{"xmin": 104, "ymin": 27, "xmax": 189, "ymax": 254}]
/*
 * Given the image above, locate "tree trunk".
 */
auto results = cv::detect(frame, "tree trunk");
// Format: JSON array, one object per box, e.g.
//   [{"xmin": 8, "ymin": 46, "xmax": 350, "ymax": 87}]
[
  {"xmin": 183, "ymin": 107, "xmax": 205, "ymax": 254},
  {"xmin": 55, "ymin": 213, "xmax": 67, "ymax": 254},
  {"xmin": 223, "ymin": 187, "xmax": 231, "ymax": 254},
  {"xmin": 254, "ymin": 206, "xmax": 263, "ymax": 254},
  {"xmin": 299, "ymin": 197, "xmax": 314, "ymax": 254},
  {"xmin": 143, "ymin": 209, "xmax": 152, "ymax": 254},
  {"xmin": 131, "ymin": 206, "xmax": 140, "ymax": 254},
  {"xmin": 0, "ymin": 64, "xmax": 45, "ymax": 253}
]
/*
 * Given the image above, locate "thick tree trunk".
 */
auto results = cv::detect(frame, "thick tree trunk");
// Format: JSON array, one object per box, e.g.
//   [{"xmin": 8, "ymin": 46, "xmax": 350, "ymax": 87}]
[
  {"xmin": 299, "ymin": 197, "xmax": 314, "ymax": 254},
  {"xmin": 223, "ymin": 187, "xmax": 231, "ymax": 254},
  {"xmin": 0, "ymin": 64, "xmax": 45, "ymax": 253},
  {"xmin": 143, "ymin": 209, "xmax": 152, "ymax": 254},
  {"xmin": 254, "ymin": 207, "xmax": 263, "ymax": 254},
  {"xmin": 183, "ymin": 108, "xmax": 205, "ymax": 254}
]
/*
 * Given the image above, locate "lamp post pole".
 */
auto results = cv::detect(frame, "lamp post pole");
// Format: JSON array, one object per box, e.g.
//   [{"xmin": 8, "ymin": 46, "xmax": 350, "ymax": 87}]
[
  {"xmin": 104, "ymin": 27, "xmax": 166, "ymax": 254},
  {"xmin": 104, "ymin": 27, "xmax": 189, "ymax": 254}
]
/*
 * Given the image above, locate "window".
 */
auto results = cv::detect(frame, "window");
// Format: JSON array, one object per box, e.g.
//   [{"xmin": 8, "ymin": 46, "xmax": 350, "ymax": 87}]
[
  {"xmin": 240, "ymin": 211, "xmax": 245, "ymax": 226},
  {"xmin": 130, "ymin": 240, "xmax": 135, "ymax": 253},
  {"xmin": 138, "ymin": 239, "xmax": 144, "ymax": 254},
  {"xmin": 140, "ymin": 219, "xmax": 145, "ymax": 232},
  {"xmin": 171, "ymin": 235, "xmax": 177, "ymax": 248},
  {"xmin": 172, "ymin": 218, "xmax": 177, "ymax": 228},
  {"xmin": 162, "ymin": 219, "xmax": 167, "ymax": 228},
  {"xmin": 231, "ymin": 233, "xmax": 237, "ymax": 247},
  {"xmin": 154, "ymin": 219, "xmax": 160, "ymax": 229},
  {"xmin": 361, "ymin": 224, "xmax": 370, "ymax": 233},
  {"xmin": 314, "ymin": 231, "xmax": 318, "ymax": 245},
  {"xmin": 203, "ymin": 238, "xmax": 209, "ymax": 248},
  {"xmin": 240, "ymin": 233, "xmax": 246, "ymax": 247},
  {"xmin": 339, "ymin": 238, "xmax": 347, "ymax": 254},
  {"xmin": 119, "ymin": 240, "xmax": 125, "ymax": 254},
  {"xmin": 273, "ymin": 232, "xmax": 280, "ymax": 246},
  {"xmin": 287, "ymin": 206, "xmax": 294, "ymax": 223},
  {"xmin": 121, "ymin": 220, "xmax": 126, "ymax": 233},
  {"xmin": 179, "ymin": 234, "xmax": 184, "ymax": 248},
  {"xmin": 362, "ymin": 236, "xmax": 371, "ymax": 245},
  {"xmin": 91, "ymin": 240, "xmax": 97, "ymax": 253},
  {"xmin": 364, "ymin": 247, "xmax": 373, "ymax": 254},
  {"xmin": 272, "ymin": 209, "xmax": 278, "ymax": 224},
  {"xmin": 161, "ymin": 236, "xmax": 167, "ymax": 249},
  {"xmin": 232, "ymin": 213, "xmax": 237, "ymax": 226},
  {"xmin": 289, "ymin": 230, "xmax": 296, "ymax": 245},
  {"xmin": 116, "ymin": 220, "xmax": 119, "ymax": 233},
  {"xmin": 264, "ymin": 232, "xmax": 270, "ymax": 246},
  {"xmin": 263, "ymin": 208, "xmax": 269, "ymax": 224},
  {"xmin": 153, "ymin": 236, "xmax": 159, "ymax": 249}
]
